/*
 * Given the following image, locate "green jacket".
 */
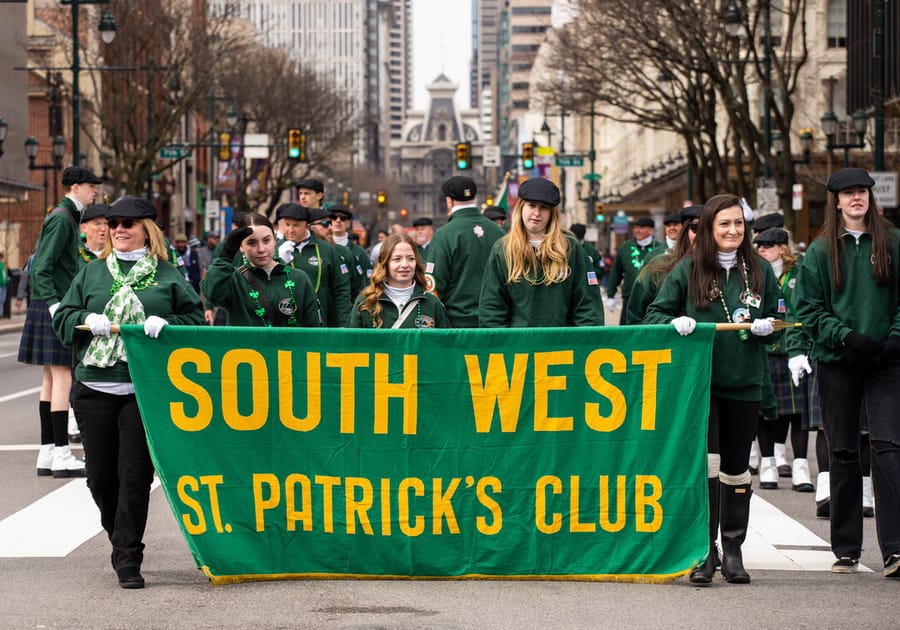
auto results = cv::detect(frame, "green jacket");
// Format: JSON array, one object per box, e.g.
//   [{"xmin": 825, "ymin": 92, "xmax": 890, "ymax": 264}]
[
  {"xmin": 52, "ymin": 257, "xmax": 205, "ymax": 384},
  {"xmin": 581, "ymin": 240, "xmax": 605, "ymax": 280},
  {"xmin": 334, "ymin": 242, "xmax": 365, "ymax": 302},
  {"xmin": 796, "ymin": 231, "xmax": 900, "ymax": 364},
  {"xmin": 31, "ymin": 197, "xmax": 82, "ymax": 304},
  {"xmin": 479, "ymin": 236, "xmax": 605, "ymax": 328},
  {"xmin": 644, "ymin": 256, "xmax": 783, "ymax": 401},
  {"xmin": 606, "ymin": 238, "xmax": 666, "ymax": 302},
  {"xmin": 281, "ymin": 234, "xmax": 352, "ymax": 327},
  {"xmin": 347, "ymin": 284, "xmax": 450, "ymax": 328},
  {"xmin": 424, "ymin": 206, "xmax": 505, "ymax": 327},
  {"xmin": 200, "ymin": 257, "xmax": 321, "ymax": 327}
]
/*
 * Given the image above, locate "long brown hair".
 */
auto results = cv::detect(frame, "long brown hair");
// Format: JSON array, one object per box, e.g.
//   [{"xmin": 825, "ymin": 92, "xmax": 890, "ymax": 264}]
[
  {"xmin": 820, "ymin": 189, "xmax": 895, "ymax": 291},
  {"xmin": 358, "ymin": 232, "xmax": 426, "ymax": 327},
  {"xmin": 688, "ymin": 194, "xmax": 763, "ymax": 310},
  {"xmin": 636, "ymin": 217, "xmax": 695, "ymax": 286}
]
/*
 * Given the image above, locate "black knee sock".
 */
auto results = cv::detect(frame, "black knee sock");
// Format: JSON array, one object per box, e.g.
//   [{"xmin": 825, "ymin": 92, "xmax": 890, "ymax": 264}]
[
  {"xmin": 860, "ymin": 433, "xmax": 871, "ymax": 476},
  {"xmin": 39, "ymin": 401, "xmax": 53, "ymax": 445},
  {"xmin": 816, "ymin": 430, "xmax": 830, "ymax": 473},
  {"xmin": 757, "ymin": 420, "xmax": 778, "ymax": 457},
  {"xmin": 51, "ymin": 410, "xmax": 69, "ymax": 447},
  {"xmin": 790, "ymin": 417, "xmax": 809, "ymax": 458}
]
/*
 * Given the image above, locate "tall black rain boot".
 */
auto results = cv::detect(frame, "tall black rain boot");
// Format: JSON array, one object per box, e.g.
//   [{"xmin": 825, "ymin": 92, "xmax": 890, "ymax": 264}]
[
  {"xmin": 720, "ymin": 482, "xmax": 752, "ymax": 584},
  {"xmin": 689, "ymin": 478, "xmax": 719, "ymax": 584}
]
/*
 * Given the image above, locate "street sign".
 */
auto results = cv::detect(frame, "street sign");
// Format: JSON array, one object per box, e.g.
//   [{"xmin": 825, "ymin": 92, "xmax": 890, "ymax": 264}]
[
  {"xmin": 583, "ymin": 173, "xmax": 602, "ymax": 181},
  {"xmin": 243, "ymin": 133, "xmax": 270, "ymax": 159},
  {"xmin": 555, "ymin": 155, "xmax": 584, "ymax": 167},
  {"xmin": 482, "ymin": 144, "xmax": 501, "ymax": 167},
  {"xmin": 870, "ymin": 171, "xmax": 898, "ymax": 208},
  {"xmin": 792, "ymin": 184, "xmax": 803, "ymax": 211},
  {"xmin": 159, "ymin": 146, "xmax": 191, "ymax": 159}
]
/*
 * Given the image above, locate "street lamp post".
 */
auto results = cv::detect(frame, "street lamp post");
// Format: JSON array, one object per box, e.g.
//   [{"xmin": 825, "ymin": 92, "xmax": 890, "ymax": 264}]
[
  {"xmin": 25, "ymin": 135, "xmax": 66, "ymax": 210},
  {"xmin": 63, "ymin": 0, "xmax": 117, "ymax": 166},
  {"xmin": 820, "ymin": 110, "xmax": 868, "ymax": 168}
]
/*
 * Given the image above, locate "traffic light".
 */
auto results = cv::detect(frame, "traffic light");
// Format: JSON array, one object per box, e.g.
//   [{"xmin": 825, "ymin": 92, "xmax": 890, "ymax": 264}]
[
  {"xmin": 595, "ymin": 202, "xmax": 605, "ymax": 223},
  {"xmin": 400, "ymin": 208, "xmax": 408, "ymax": 219},
  {"xmin": 522, "ymin": 142, "xmax": 534, "ymax": 169},
  {"xmin": 288, "ymin": 128, "xmax": 306, "ymax": 161},
  {"xmin": 341, "ymin": 190, "xmax": 351, "ymax": 206},
  {"xmin": 376, "ymin": 190, "xmax": 387, "ymax": 206},
  {"xmin": 455, "ymin": 142, "xmax": 471, "ymax": 170},
  {"xmin": 485, "ymin": 194, "xmax": 495, "ymax": 206},
  {"xmin": 218, "ymin": 132, "xmax": 231, "ymax": 161}
]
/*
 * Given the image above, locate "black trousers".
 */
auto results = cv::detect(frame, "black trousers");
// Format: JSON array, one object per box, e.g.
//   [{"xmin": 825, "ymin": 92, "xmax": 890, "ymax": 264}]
[
  {"xmin": 74, "ymin": 382, "xmax": 155, "ymax": 571},
  {"xmin": 818, "ymin": 362, "xmax": 900, "ymax": 562},
  {"xmin": 708, "ymin": 395, "xmax": 759, "ymax": 477}
]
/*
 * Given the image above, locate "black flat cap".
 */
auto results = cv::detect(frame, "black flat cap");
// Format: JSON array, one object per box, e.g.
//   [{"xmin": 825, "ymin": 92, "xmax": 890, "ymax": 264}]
[
  {"xmin": 412, "ymin": 217, "xmax": 433, "ymax": 227},
  {"xmin": 296, "ymin": 178, "xmax": 324, "ymax": 193},
  {"xmin": 754, "ymin": 227, "xmax": 789, "ymax": 246},
  {"xmin": 570, "ymin": 223, "xmax": 586, "ymax": 239},
  {"xmin": 752, "ymin": 212, "xmax": 784, "ymax": 232},
  {"xmin": 108, "ymin": 195, "xmax": 156, "ymax": 220},
  {"xmin": 441, "ymin": 176, "xmax": 477, "ymax": 201},
  {"xmin": 517, "ymin": 178, "xmax": 560, "ymax": 206},
  {"xmin": 826, "ymin": 168, "xmax": 875, "ymax": 193},
  {"xmin": 328, "ymin": 205, "xmax": 352, "ymax": 219},
  {"xmin": 663, "ymin": 212, "xmax": 681, "ymax": 225},
  {"xmin": 680, "ymin": 204, "xmax": 703, "ymax": 222},
  {"xmin": 275, "ymin": 203, "xmax": 309, "ymax": 222},
  {"xmin": 635, "ymin": 217, "xmax": 655, "ymax": 228},
  {"xmin": 484, "ymin": 207, "xmax": 507, "ymax": 221},
  {"xmin": 307, "ymin": 207, "xmax": 330, "ymax": 223},
  {"xmin": 81, "ymin": 203, "xmax": 108, "ymax": 222},
  {"xmin": 61, "ymin": 166, "xmax": 103, "ymax": 186}
]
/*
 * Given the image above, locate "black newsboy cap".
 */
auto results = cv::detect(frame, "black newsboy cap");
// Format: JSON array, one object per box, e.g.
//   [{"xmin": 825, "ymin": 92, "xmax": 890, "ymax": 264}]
[
  {"xmin": 81, "ymin": 204, "xmax": 108, "ymax": 222},
  {"xmin": 753, "ymin": 227, "xmax": 789, "ymax": 246},
  {"xmin": 826, "ymin": 168, "xmax": 875, "ymax": 193},
  {"xmin": 635, "ymin": 217, "xmax": 655, "ymax": 228},
  {"xmin": 663, "ymin": 212, "xmax": 681, "ymax": 225},
  {"xmin": 109, "ymin": 195, "xmax": 157, "ymax": 220},
  {"xmin": 517, "ymin": 178, "xmax": 560, "ymax": 207},
  {"xmin": 442, "ymin": 176, "xmax": 477, "ymax": 201},
  {"xmin": 276, "ymin": 203, "xmax": 309, "ymax": 222},
  {"xmin": 752, "ymin": 212, "xmax": 784, "ymax": 232},
  {"xmin": 484, "ymin": 207, "xmax": 507, "ymax": 221},
  {"xmin": 62, "ymin": 166, "xmax": 103, "ymax": 186},
  {"xmin": 328, "ymin": 205, "xmax": 353, "ymax": 219},
  {"xmin": 680, "ymin": 204, "xmax": 703, "ymax": 222},
  {"xmin": 296, "ymin": 178, "xmax": 324, "ymax": 193},
  {"xmin": 412, "ymin": 217, "xmax": 433, "ymax": 227}
]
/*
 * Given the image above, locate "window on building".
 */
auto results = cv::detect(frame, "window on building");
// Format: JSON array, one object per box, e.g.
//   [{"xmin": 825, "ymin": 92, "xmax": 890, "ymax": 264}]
[{"xmin": 827, "ymin": 0, "xmax": 847, "ymax": 48}]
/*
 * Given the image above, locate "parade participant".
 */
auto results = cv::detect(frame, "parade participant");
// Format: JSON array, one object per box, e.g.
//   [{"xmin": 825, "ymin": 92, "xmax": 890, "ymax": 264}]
[
  {"xmin": 795, "ymin": 167, "xmax": 900, "ymax": 577},
  {"xmin": 412, "ymin": 216, "xmax": 434, "ymax": 256},
  {"xmin": 479, "ymin": 178, "xmax": 603, "ymax": 327},
  {"xmin": 753, "ymin": 227, "xmax": 814, "ymax": 492},
  {"xmin": 200, "ymin": 213, "xmax": 320, "ymax": 327},
  {"xmin": 424, "ymin": 176, "xmax": 504, "ymax": 327},
  {"xmin": 331, "ymin": 205, "xmax": 373, "ymax": 290},
  {"xmin": 605, "ymin": 217, "xmax": 666, "ymax": 324},
  {"xmin": 79, "ymin": 204, "xmax": 109, "ymax": 265},
  {"xmin": 484, "ymin": 205, "xmax": 507, "ymax": 229},
  {"xmin": 296, "ymin": 177, "xmax": 325, "ymax": 210},
  {"xmin": 751, "ymin": 211, "xmax": 784, "ymax": 235},
  {"xmin": 348, "ymin": 233, "xmax": 449, "ymax": 329},
  {"xmin": 571, "ymin": 223, "xmax": 605, "ymax": 288},
  {"xmin": 52, "ymin": 195, "xmax": 204, "ymax": 589},
  {"xmin": 626, "ymin": 204, "xmax": 701, "ymax": 324},
  {"xmin": 275, "ymin": 203, "xmax": 351, "ymax": 327},
  {"xmin": 664, "ymin": 212, "xmax": 683, "ymax": 250},
  {"xmin": 19, "ymin": 165, "xmax": 103, "ymax": 478},
  {"xmin": 645, "ymin": 194, "xmax": 783, "ymax": 584}
]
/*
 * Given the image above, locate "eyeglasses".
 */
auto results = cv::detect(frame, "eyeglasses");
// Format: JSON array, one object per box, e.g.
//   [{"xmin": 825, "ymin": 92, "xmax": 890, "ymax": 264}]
[
  {"xmin": 107, "ymin": 218, "xmax": 137, "ymax": 229},
  {"xmin": 688, "ymin": 222, "xmax": 700, "ymax": 233}
]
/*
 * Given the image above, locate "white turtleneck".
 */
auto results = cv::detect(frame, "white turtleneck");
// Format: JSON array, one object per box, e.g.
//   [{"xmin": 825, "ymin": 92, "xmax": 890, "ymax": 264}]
[
  {"xmin": 666, "ymin": 236, "xmax": 677, "ymax": 250},
  {"xmin": 637, "ymin": 235, "xmax": 653, "ymax": 247},
  {"xmin": 717, "ymin": 250, "xmax": 737, "ymax": 279},
  {"xmin": 115, "ymin": 246, "xmax": 148, "ymax": 262},
  {"xmin": 383, "ymin": 282, "xmax": 415, "ymax": 310},
  {"xmin": 770, "ymin": 258, "xmax": 784, "ymax": 278},
  {"xmin": 334, "ymin": 234, "xmax": 349, "ymax": 247}
]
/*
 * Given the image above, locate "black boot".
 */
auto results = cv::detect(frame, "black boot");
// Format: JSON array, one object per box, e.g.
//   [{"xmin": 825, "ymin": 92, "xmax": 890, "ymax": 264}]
[
  {"xmin": 720, "ymin": 482, "xmax": 752, "ymax": 584},
  {"xmin": 689, "ymin": 478, "xmax": 719, "ymax": 584}
]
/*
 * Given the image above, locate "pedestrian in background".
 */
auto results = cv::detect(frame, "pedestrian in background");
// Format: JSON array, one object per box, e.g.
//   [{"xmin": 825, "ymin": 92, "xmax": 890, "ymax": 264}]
[
  {"xmin": 645, "ymin": 194, "xmax": 783, "ymax": 585},
  {"xmin": 479, "ymin": 178, "xmax": 603, "ymax": 328},
  {"xmin": 348, "ymin": 232, "xmax": 449, "ymax": 329},
  {"xmin": 795, "ymin": 168, "xmax": 900, "ymax": 578},
  {"xmin": 571, "ymin": 223, "xmax": 606, "ymax": 289},
  {"xmin": 663, "ymin": 212, "xmax": 683, "ymax": 251},
  {"xmin": 605, "ymin": 217, "xmax": 666, "ymax": 324},
  {"xmin": 173, "ymin": 232, "xmax": 202, "ymax": 293},
  {"xmin": 52, "ymin": 195, "xmax": 204, "ymax": 589}
]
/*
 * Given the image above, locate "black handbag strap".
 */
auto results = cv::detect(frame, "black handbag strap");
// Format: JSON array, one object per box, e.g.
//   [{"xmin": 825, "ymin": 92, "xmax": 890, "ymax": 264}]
[{"xmin": 238, "ymin": 265, "xmax": 289, "ymax": 327}]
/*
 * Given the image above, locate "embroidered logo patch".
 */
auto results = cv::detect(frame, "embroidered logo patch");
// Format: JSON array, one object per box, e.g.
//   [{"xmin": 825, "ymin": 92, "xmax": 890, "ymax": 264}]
[
  {"xmin": 340, "ymin": 263, "xmax": 348, "ymax": 274},
  {"xmin": 777, "ymin": 298, "xmax": 786, "ymax": 313},
  {"xmin": 278, "ymin": 298, "xmax": 297, "ymax": 315},
  {"xmin": 415, "ymin": 315, "xmax": 436, "ymax": 328},
  {"xmin": 425, "ymin": 262, "xmax": 434, "ymax": 273},
  {"xmin": 308, "ymin": 256, "xmax": 319, "ymax": 267},
  {"xmin": 473, "ymin": 225, "xmax": 484, "ymax": 237},
  {"xmin": 587, "ymin": 271, "xmax": 598, "ymax": 286}
]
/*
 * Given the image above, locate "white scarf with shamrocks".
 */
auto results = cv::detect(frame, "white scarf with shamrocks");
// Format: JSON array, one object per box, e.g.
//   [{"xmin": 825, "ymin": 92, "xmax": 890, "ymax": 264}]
[{"xmin": 82, "ymin": 253, "xmax": 156, "ymax": 368}]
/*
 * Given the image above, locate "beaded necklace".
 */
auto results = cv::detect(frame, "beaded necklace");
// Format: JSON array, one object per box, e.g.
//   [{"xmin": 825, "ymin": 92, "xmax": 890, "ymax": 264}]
[
  {"xmin": 109, "ymin": 257, "xmax": 157, "ymax": 295},
  {"xmin": 78, "ymin": 246, "xmax": 91, "ymax": 263},
  {"xmin": 291, "ymin": 241, "xmax": 322, "ymax": 293},
  {"xmin": 710, "ymin": 255, "xmax": 752, "ymax": 341},
  {"xmin": 246, "ymin": 262, "xmax": 299, "ymax": 327}
]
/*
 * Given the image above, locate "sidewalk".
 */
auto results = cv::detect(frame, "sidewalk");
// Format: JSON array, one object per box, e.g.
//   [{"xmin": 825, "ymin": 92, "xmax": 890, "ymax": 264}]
[{"xmin": 0, "ymin": 310, "xmax": 26, "ymax": 336}]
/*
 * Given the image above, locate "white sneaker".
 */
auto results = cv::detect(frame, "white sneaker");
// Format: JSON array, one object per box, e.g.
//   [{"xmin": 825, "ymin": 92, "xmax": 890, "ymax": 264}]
[
  {"xmin": 36, "ymin": 444, "xmax": 54, "ymax": 476},
  {"xmin": 863, "ymin": 476, "xmax": 875, "ymax": 517},
  {"xmin": 67, "ymin": 408, "xmax": 81, "ymax": 443},
  {"xmin": 748, "ymin": 440, "xmax": 759, "ymax": 474},
  {"xmin": 774, "ymin": 442, "xmax": 791, "ymax": 477},
  {"xmin": 791, "ymin": 458, "xmax": 815, "ymax": 492},
  {"xmin": 51, "ymin": 445, "xmax": 86, "ymax": 478},
  {"xmin": 759, "ymin": 456, "xmax": 779, "ymax": 489}
]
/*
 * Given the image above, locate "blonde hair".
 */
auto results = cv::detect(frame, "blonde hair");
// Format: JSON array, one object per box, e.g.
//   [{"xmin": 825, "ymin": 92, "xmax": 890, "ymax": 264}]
[
  {"xmin": 101, "ymin": 217, "xmax": 168, "ymax": 260},
  {"xmin": 502, "ymin": 198, "xmax": 571, "ymax": 284}
]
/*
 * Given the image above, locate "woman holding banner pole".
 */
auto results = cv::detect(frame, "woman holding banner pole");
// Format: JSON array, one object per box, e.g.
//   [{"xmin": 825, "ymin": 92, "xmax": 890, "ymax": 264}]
[
  {"xmin": 53, "ymin": 195, "xmax": 204, "ymax": 589},
  {"xmin": 645, "ymin": 194, "xmax": 783, "ymax": 584}
]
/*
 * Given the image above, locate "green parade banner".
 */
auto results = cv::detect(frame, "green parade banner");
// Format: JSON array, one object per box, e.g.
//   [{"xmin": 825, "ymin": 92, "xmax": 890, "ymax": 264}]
[{"xmin": 120, "ymin": 324, "xmax": 714, "ymax": 585}]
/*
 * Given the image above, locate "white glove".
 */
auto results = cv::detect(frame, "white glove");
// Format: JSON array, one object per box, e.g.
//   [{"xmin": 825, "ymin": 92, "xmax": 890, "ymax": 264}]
[
  {"xmin": 84, "ymin": 312, "xmax": 112, "ymax": 337},
  {"xmin": 277, "ymin": 241, "xmax": 295, "ymax": 264},
  {"xmin": 144, "ymin": 315, "xmax": 168, "ymax": 338},
  {"xmin": 787, "ymin": 354, "xmax": 813, "ymax": 387},
  {"xmin": 750, "ymin": 317, "xmax": 775, "ymax": 336},
  {"xmin": 605, "ymin": 298, "xmax": 617, "ymax": 311},
  {"xmin": 48, "ymin": 302, "xmax": 60, "ymax": 318},
  {"xmin": 672, "ymin": 316, "xmax": 696, "ymax": 336}
]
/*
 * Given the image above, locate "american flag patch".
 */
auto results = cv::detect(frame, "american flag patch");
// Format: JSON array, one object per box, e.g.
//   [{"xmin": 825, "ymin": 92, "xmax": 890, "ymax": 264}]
[
  {"xmin": 340, "ymin": 264, "xmax": 349, "ymax": 274},
  {"xmin": 777, "ymin": 298, "xmax": 786, "ymax": 313},
  {"xmin": 587, "ymin": 271, "xmax": 598, "ymax": 286},
  {"xmin": 425, "ymin": 262, "xmax": 434, "ymax": 273}
]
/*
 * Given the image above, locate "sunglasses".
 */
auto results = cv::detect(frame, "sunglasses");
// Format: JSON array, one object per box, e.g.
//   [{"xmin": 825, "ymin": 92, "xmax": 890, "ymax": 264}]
[
  {"xmin": 688, "ymin": 222, "xmax": 700, "ymax": 233},
  {"xmin": 107, "ymin": 218, "xmax": 137, "ymax": 229},
  {"xmin": 311, "ymin": 220, "xmax": 332, "ymax": 228},
  {"xmin": 331, "ymin": 215, "xmax": 347, "ymax": 222}
]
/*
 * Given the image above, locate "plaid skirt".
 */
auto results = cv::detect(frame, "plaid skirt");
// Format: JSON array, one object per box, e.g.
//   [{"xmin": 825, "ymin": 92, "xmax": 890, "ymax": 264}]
[
  {"xmin": 17, "ymin": 299, "xmax": 74, "ymax": 367},
  {"xmin": 766, "ymin": 355, "xmax": 823, "ymax": 429}
]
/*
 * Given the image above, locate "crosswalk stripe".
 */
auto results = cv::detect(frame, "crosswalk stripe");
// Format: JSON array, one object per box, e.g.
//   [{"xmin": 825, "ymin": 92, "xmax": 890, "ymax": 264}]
[{"xmin": 0, "ymin": 386, "xmax": 42, "ymax": 404}]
